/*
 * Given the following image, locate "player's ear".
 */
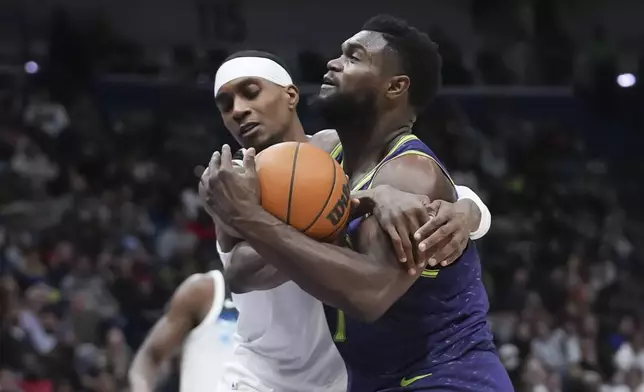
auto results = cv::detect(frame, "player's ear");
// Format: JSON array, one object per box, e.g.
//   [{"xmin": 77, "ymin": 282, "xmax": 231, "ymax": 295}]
[
  {"xmin": 285, "ymin": 85, "xmax": 300, "ymax": 110},
  {"xmin": 386, "ymin": 75, "xmax": 410, "ymax": 100}
]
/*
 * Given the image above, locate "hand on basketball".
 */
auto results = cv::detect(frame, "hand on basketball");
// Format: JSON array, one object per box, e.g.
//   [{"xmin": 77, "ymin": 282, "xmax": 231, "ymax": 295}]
[
  {"xmin": 199, "ymin": 145, "xmax": 261, "ymax": 224},
  {"xmin": 352, "ymin": 185, "xmax": 432, "ymax": 275},
  {"xmin": 413, "ymin": 199, "xmax": 478, "ymax": 267}
]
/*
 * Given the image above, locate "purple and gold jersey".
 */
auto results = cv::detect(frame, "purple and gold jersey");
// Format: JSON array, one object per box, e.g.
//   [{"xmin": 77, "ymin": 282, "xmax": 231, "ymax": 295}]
[{"xmin": 324, "ymin": 134, "xmax": 511, "ymax": 391}]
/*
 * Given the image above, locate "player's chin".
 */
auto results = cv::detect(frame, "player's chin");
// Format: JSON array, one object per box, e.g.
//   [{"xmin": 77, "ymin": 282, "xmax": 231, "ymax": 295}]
[{"xmin": 244, "ymin": 132, "xmax": 273, "ymax": 152}]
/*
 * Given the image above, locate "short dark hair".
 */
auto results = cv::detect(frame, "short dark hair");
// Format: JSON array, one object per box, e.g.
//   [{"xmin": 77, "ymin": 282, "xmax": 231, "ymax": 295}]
[
  {"xmin": 362, "ymin": 15, "xmax": 442, "ymax": 111},
  {"xmin": 225, "ymin": 50, "xmax": 292, "ymax": 75}
]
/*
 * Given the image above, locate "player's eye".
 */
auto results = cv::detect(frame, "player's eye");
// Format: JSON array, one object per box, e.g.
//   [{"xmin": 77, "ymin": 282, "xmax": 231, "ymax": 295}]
[
  {"xmin": 349, "ymin": 54, "xmax": 360, "ymax": 62},
  {"xmin": 242, "ymin": 85, "xmax": 260, "ymax": 100},
  {"xmin": 216, "ymin": 95, "xmax": 233, "ymax": 113}
]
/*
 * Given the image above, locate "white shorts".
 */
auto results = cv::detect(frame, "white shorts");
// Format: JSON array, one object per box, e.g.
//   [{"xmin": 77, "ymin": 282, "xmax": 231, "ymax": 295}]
[
  {"xmin": 217, "ymin": 362, "xmax": 274, "ymax": 392},
  {"xmin": 216, "ymin": 361, "xmax": 347, "ymax": 392}
]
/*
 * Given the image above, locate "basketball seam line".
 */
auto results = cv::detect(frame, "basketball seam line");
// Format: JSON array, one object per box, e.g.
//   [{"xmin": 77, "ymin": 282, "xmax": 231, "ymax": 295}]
[
  {"xmin": 301, "ymin": 153, "xmax": 337, "ymax": 234},
  {"xmin": 285, "ymin": 143, "xmax": 300, "ymax": 225}
]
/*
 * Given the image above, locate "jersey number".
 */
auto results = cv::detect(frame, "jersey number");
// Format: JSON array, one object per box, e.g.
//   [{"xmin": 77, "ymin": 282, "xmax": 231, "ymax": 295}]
[{"xmin": 333, "ymin": 309, "xmax": 346, "ymax": 342}]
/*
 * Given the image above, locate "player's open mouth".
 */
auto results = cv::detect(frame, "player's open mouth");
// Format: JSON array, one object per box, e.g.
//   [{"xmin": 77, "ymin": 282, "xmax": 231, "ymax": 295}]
[
  {"xmin": 239, "ymin": 122, "xmax": 259, "ymax": 136},
  {"xmin": 322, "ymin": 75, "xmax": 337, "ymax": 86}
]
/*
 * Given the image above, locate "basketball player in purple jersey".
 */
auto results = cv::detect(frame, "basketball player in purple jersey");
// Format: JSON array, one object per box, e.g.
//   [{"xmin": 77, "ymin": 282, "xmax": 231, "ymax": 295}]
[{"xmin": 202, "ymin": 17, "xmax": 512, "ymax": 390}]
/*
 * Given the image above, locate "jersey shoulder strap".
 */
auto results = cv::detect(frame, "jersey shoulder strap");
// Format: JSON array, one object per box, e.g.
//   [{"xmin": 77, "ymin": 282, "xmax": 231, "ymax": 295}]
[
  {"xmin": 330, "ymin": 142, "xmax": 343, "ymax": 160},
  {"xmin": 348, "ymin": 134, "xmax": 417, "ymax": 191}
]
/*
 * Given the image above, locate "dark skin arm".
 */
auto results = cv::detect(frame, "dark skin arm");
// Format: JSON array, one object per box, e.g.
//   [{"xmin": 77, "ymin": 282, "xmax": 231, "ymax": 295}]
[
  {"xmin": 416, "ymin": 197, "xmax": 481, "ymax": 266},
  {"xmin": 200, "ymin": 165, "xmax": 289, "ymax": 293},
  {"xmin": 203, "ymin": 146, "xmax": 455, "ymax": 322},
  {"xmin": 222, "ymin": 241, "xmax": 290, "ymax": 293},
  {"xmin": 129, "ymin": 274, "xmax": 213, "ymax": 392},
  {"xmin": 218, "ymin": 193, "xmax": 479, "ymax": 293},
  {"xmin": 351, "ymin": 188, "xmax": 481, "ymax": 269},
  {"xmin": 218, "ymin": 192, "xmax": 477, "ymax": 293},
  {"xmin": 214, "ymin": 223, "xmax": 289, "ymax": 294},
  {"xmin": 218, "ymin": 130, "xmax": 341, "ymax": 293}
]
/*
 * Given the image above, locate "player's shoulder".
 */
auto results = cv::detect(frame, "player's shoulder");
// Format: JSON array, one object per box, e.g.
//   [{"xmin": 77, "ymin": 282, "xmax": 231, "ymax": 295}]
[
  {"xmin": 310, "ymin": 129, "xmax": 340, "ymax": 153},
  {"xmin": 372, "ymin": 153, "xmax": 453, "ymax": 200}
]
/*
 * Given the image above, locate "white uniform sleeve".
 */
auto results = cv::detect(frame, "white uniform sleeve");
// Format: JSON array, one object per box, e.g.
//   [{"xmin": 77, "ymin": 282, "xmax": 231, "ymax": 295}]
[{"xmin": 455, "ymin": 185, "xmax": 491, "ymax": 240}]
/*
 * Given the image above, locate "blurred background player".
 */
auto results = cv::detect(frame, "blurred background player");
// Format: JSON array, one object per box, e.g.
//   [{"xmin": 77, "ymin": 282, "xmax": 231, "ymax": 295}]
[
  {"xmin": 201, "ymin": 15, "xmax": 513, "ymax": 391},
  {"xmin": 204, "ymin": 50, "xmax": 493, "ymax": 392},
  {"xmin": 129, "ymin": 270, "xmax": 237, "ymax": 392}
]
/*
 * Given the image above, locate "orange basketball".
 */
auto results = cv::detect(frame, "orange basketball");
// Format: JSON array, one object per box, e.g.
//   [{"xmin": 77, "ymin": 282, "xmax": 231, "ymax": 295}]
[{"xmin": 255, "ymin": 142, "xmax": 350, "ymax": 241}]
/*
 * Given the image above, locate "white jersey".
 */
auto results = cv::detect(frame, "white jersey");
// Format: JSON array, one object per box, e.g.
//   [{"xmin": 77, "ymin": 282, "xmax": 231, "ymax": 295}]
[
  {"xmin": 181, "ymin": 270, "xmax": 238, "ymax": 392},
  {"xmin": 217, "ymin": 243, "xmax": 347, "ymax": 392}
]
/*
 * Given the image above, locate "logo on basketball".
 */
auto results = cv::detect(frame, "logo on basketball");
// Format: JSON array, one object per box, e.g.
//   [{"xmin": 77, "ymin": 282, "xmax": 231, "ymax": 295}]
[{"xmin": 326, "ymin": 183, "xmax": 350, "ymax": 226}]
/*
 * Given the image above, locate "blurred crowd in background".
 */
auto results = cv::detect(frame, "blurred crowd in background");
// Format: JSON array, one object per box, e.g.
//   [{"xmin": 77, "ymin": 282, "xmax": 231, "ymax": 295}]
[{"xmin": 1, "ymin": 1, "xmax": 644, "ymax": 392}]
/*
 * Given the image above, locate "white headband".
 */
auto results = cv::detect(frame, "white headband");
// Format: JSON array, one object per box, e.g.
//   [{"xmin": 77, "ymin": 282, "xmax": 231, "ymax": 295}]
[{"xmin": 214, "ymin": 56, "xmax": 293, "ymax": 96}]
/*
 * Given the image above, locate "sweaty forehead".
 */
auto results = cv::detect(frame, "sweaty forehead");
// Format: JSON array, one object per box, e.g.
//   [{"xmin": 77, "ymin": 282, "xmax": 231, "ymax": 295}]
[{"xmin": 344, "ymin": 30, "xmax": 389, "ymax": 54}]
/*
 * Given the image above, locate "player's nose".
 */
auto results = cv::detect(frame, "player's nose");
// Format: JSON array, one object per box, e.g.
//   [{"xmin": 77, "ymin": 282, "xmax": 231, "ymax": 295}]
[
  {"xmin": 232, "ymin": 99, "xmax": 251, "ymax": 124},
  {"xmin": 327, "ymin": 57, "xmax": 343, "ymax": 73}
]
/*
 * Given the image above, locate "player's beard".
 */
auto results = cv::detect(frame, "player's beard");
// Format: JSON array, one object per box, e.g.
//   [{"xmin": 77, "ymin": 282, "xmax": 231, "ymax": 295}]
[{"xmin": 310, "ymin": 89, "xmax": 378, "ymax": 130}]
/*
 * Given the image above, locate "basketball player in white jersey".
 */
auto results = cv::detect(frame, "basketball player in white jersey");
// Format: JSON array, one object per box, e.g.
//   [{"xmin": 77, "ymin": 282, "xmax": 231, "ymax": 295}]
[
  {"xmin": 207, "ymin": 51, "xmax": 492, "ymax": 392},
  {"xmin": 129, "ymin": 270, "xmax": 237, "ymax": 392}
]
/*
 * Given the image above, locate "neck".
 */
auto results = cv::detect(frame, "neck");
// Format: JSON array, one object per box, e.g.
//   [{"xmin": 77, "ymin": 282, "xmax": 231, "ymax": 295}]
[
  {"xmin": 336, "ymin": 109, "xmax": 413, "ymax": 177},
  {"xmin": 281, "ymin": 116, "xmax": 308, "ymax": 143},
  {"xmin": 255, "ymin": 116, "xmax": 308, "ymax": 153}
]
